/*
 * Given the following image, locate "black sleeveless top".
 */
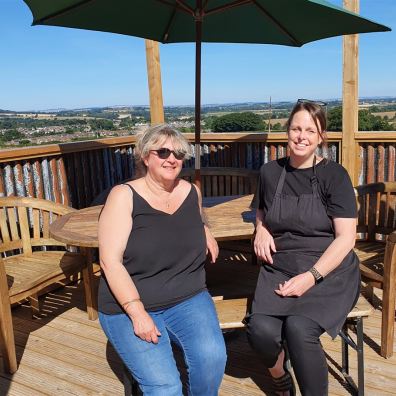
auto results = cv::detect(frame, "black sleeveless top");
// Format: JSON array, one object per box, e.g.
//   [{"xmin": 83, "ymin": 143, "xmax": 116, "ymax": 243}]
[{"xmin": 98, "ymin": 183, "xmax": 207, "ymax": 314}]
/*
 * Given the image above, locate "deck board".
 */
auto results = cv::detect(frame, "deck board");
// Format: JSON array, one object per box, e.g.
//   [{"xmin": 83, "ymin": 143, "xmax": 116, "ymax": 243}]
[{"xmin": 1, "ymin": 243, "xmax": 395, "ymax": 395}]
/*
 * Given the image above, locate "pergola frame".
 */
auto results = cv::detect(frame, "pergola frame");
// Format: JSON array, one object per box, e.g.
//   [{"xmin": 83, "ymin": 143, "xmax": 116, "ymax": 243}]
[{"xmin": 145, "ymin": 0, "xmax": 360, "ymax": 182}]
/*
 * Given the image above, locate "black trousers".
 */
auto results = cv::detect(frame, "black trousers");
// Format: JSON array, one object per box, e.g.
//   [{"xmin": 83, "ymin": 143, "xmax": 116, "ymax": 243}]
[{"xmin": 247, "ymin": 314, "xmax": 328, "ymax": 396}]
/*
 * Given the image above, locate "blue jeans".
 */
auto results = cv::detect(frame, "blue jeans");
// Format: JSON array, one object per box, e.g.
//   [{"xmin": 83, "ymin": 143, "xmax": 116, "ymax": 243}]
[{"xmin": 99, "ymin": 291, "xmax": 227, "ymax": 396}]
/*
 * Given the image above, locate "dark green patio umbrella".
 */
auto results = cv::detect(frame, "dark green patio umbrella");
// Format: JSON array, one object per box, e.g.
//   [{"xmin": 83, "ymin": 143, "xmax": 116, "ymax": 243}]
[{"xmin": 22, "ymin": 0, "xmax": 390, "ymax": 182}]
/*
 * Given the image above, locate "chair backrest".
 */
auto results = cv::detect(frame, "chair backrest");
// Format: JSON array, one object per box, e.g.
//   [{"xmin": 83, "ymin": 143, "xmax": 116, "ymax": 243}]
[
  {"xmin": 355, "ymin": 182, "xmax": 396, "ymax": 242},
  {"xmin": 0, "ymin": 196, "xmax": 75, "ymax": 256},
  {"xmin": 180, "ymin": 167, "xmax": 259, "ymax": 197}
]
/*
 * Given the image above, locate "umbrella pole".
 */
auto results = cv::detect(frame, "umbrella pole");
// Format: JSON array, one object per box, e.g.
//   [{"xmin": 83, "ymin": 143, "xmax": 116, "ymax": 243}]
[{"xmin": 194, "ymin": 3, "xmax": 202, "ymax": 189}]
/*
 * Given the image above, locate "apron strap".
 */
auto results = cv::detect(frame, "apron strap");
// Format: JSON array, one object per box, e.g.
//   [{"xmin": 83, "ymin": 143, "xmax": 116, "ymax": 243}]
[
  {"xmin": 310, "ymin": 156, "xmax": 321, "ymax": 197},
  {"xmin": 277, "ymin": 156, "xmax": 321, "ymax": 197},
  {"xmin": 274, "ymin": 160, "xmax": 288, "ymax": 196}
]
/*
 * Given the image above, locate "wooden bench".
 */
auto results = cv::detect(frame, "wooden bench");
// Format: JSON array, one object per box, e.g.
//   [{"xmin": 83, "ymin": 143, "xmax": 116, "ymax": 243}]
[
  {"xmin": 123, "ymin": 296, "xmax": 373, "ymax": 396},
  {"xmin": 354, "ymin": 181, "xmax": 396, "ymax": 358},
  {"xmin": 214, "ymin": 296, "xmax": 374, "ymax": 396}
]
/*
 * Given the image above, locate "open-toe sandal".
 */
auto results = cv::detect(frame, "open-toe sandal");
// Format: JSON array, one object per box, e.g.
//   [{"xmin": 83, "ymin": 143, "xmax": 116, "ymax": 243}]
[{"xmin": 272, "ymin": 368, "xmax": 296, "ymax": 396}]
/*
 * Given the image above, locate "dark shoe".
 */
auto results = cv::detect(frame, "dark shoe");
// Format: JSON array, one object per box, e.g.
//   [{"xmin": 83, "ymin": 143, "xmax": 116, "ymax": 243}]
[{"xmin": 272, "ymin": 367, "xmax": 296, "ymax": 396}]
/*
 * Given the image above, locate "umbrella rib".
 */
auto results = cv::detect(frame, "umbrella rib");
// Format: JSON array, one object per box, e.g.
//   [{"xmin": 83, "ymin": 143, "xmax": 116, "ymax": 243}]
[
  {"xmin": 154, "ymin": 0, "xmax": 193, "ymax": 16},
  {"xmin": 32, "ymin": 0, "xmax": 96, "ymax": 25},
  {"xmin": 252, "ymin": 0, "xmax": 302, "ymax": 46},
  {"xmin": 205, "ymin": 0, "xmax": 252, "ymax": 16},
  {"xmin": 175, "ymin": 0, "xmax": 195, "ymax": 15},
  {"xmin": 162, "ymin": 7, "xmax": 178, "ymax": 42}
]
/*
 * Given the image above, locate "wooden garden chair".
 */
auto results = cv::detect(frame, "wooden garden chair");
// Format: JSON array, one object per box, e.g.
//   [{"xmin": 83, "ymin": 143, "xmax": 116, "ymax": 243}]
[
  {"xmin": 354, "ymin": 182, "xmax": 396, "ymax": 358},
  {"xmin": 0, "ymin": 196, "xmax": 96, "ymax": 374}
]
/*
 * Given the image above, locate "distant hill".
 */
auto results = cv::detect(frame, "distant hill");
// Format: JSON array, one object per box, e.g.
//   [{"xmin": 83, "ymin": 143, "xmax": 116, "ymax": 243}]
[{"xmin": 2, "ymin": 97, "xmax": 396, "ymax": 116}]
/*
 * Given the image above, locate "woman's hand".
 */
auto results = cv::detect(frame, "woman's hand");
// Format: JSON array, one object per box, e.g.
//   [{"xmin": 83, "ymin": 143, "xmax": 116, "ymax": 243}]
[
  {"xmin": 128, "ymin": 303, "xmax": 162, "ymax": 343},
  {"xmin": 205, "ymin": 226, "xmax": 219, "ymax": 263},
  {"xmin": 274, "ymin": 272, "xmax": 315, "ymax": 297},
  {"xmin": 254, "ymin": 224, "xmax": 276, "ymax": 264}
]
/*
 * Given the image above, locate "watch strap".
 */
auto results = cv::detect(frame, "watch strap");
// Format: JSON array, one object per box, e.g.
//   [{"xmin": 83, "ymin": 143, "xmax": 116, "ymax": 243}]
[{"xmin": 309, "ymin": 267, "xmax": 323, "ymax": 284}]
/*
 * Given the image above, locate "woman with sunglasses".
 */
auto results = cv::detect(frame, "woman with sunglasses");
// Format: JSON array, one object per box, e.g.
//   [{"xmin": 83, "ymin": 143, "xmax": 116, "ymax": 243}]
[
  {"xmin": 97, "ymin": 124, "xmax": 226, "ymax": 395},
  {"xmin": 247, "ymin": 101, "xmax": 360, "ymax": 396}
]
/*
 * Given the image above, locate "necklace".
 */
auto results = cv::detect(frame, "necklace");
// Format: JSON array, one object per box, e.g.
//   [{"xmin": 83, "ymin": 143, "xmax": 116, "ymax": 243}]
[{"xmin": 144, "ymin": 178, "xmax": 175, "ymax": 209}]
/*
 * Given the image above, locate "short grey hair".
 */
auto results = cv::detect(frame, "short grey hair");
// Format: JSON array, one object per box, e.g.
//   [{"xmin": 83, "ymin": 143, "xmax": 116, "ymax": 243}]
[{"xmin": 135, "ymin": 124, "xmax": 192, "ymax": 167}]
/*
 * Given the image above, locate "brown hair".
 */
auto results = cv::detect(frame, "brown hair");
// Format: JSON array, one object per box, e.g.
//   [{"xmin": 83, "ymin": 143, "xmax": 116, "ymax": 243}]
[{"xmin": 286, "ymin": 101, "xmax": 327, "ymax": 148}]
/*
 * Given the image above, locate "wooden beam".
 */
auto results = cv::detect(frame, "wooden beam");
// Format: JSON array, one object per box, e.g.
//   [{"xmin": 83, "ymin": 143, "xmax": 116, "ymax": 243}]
[
  {"xmin": 145, "ymin": 40, "xmax": 165, "ymax": 125},
  {"xmin": 342, "ymin": 0, "xmax": 359, "ymax": 185}
]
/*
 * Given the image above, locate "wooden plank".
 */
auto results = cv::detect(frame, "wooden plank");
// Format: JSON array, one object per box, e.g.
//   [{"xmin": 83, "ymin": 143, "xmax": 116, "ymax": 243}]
[
  {"xmin": 378, "ymin": 144, "xmax": 385, "ymax": 182},
  {"xmin": 2, "ymin": 351, "xmax": 110, "ymax": 395},
  {"xmin": 49, "ymin": 158, "xmax": 61, "ymax": 204},
  {"xmin": 7, "ymin": 207, "xmax": 20, "ymax": 241},
  {"xmin": 17, "ymin": 206, "xmax": 32, "ymax": 255},
  {"xmin": 42, "ymin": 211, "xmax": 50, "ymax": 239},
  {"xmin": 0, "ymin": 207, "xmax": 10, "ymax": 243},
  {"xmin": 367, "ymin": 144, "xmax": 375, "ymax": 184},
  {"xmin": 342, "ymin": 0, "xmax": 359, "ymax": 185},
  {"xmin": 58, "ymin": 157, "xmax": 70, "ymax": 206},
  {"xmin": 0, "ymin": 374, "xmax": 44, "ymax": 396},
  {"xmin": 32, "ymin": 208, "xmax": 40, "ymax": 240},
  {"xmin": 145, "ymin": 39, "xmax": 164, "ymax": 124},
  {"xmin": 388, "ymin": 145, "xmax": 395, "ymax": 182},
  {"xmin": 12, "ymin": 329, "xmax": 122, "ymax": 379}
]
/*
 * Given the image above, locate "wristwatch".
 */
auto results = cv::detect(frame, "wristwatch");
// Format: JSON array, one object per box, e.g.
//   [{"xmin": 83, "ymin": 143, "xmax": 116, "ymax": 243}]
[{"xmin": 309, "ymin": 267, "xmax": 324, "ymax": 284}]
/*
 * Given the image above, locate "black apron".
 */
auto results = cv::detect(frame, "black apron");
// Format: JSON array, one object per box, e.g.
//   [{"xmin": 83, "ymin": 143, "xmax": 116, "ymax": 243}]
[{"xmin": 250, "ymin": 158, "xmax": 360, "ymax": 338}]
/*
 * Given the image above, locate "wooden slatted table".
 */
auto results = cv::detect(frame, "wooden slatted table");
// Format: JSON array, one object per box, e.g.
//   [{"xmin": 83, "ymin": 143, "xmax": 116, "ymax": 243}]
[{"xmin": 49, "ymin": 194, "xmax": 256, "ymax": 248}]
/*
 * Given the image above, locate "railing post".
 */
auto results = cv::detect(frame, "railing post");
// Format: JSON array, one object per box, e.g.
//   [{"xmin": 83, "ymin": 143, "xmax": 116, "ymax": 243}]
[
  {"xmin": 342, "ymin": 0, "xmax": 359, "ymax": 185},
  {"xmin": 145, "ymin": 40, "xmax": 165, "ymax": 125}
]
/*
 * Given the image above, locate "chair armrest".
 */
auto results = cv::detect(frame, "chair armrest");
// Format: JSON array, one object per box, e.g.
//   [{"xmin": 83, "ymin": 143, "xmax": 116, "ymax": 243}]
[
  {"xmin": 383, "ymin": 230, "xmax": 396, "ymax": 290},
  {"xmin": 0, "ymin": 259, "xmax": 10, "ymax": 303},
  {"xmin": 384, "ymin": 230, "xmax": 396, "ymax": 267},
  {"xmin": 387, "ymin": 230, "xmax": 396, "ymax": 244}
]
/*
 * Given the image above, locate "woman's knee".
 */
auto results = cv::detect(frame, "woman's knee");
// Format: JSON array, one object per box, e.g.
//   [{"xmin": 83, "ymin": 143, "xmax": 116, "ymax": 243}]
[
  {"xmin": 187, "ymin": 332, "xmax": 227, "ymax": 375},
  {"xmin": 139, "ymin": 376, "xmax": 182, "ymax": 396},
  {"xmin": 247, "ymin": 315, "xmax": 281, "ymax": 345},
  {"xmin": 127, "ymin": 352, "xmax": 183, "ymax": 396},
  {"xmin": 284, "ymin": 315, "xmax": 323, "ymax": 346},
  {"xmin": 246, "ymin": 314, "xmax": 282, "ymax": 366},
  {"xmin": 185, "ymin": 337, "xmax": 226, "ymax": 395}
]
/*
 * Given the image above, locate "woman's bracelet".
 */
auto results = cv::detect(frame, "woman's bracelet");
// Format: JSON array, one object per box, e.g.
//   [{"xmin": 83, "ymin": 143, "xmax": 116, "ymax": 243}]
[{"xmin": 121, "ymin": 298, "xmax": 142, "ymax": 312}]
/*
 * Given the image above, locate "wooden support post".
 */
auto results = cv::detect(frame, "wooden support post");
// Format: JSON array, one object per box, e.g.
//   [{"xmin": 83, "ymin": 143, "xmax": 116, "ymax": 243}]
[
  {"xmin": 342, "ymin": 0, "xmax": 359, "ymax": 185},
  {"xmin": 81, "ymin": 247, "xmax": 98, "ymax": 321},
  {"xmin": 145, "ymin": 40, "xmax": 165, "ymax": 125}
]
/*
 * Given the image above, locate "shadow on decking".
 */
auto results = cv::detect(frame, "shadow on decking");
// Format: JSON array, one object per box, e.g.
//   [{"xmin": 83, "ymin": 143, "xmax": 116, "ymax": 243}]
[{"xmin": 1, "ymin": 242, "xmax": 395, "ymax": 395}]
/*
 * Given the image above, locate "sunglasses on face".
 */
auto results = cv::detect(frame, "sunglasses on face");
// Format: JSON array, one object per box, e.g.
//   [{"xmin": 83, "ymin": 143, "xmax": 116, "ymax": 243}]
[{"xmin": 150, "ymin": 148, "xmax": 186, "ymax": 160}]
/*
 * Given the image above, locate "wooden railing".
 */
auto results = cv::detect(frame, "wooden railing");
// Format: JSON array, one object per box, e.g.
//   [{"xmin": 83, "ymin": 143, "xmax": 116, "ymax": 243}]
[{"xmin": 0, "ymin": 131, "xmax": 394, "ymax": 208}]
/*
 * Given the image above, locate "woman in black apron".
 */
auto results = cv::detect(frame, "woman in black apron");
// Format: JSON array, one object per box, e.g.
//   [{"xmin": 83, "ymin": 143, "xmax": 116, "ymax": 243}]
[{"xmin": 247, "ymin": 101, "xmax": 360, "ymax": 396}]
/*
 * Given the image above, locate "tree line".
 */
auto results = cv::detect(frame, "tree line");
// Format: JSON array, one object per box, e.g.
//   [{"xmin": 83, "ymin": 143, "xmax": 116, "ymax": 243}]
[{"xmin": 204, "ymin": 107, "xmax": 394, "ymax": 132}]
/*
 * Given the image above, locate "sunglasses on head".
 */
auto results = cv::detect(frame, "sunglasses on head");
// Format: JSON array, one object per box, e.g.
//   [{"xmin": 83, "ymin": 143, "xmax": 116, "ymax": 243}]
[
  {"xmin": 150, "ymin": 148, "xmax": 186, "ymax": 160},
  {"xmin": 297, "ymin": 98, "xmax": 328, "ymax": 107},
  {"xmin": 297, "ymin": 98, "xmax": 328, "ymax": 115}
]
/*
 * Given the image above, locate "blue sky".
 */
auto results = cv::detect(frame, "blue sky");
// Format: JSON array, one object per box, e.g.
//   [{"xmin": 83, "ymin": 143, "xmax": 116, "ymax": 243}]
[{"xmin": 1, "ymin": 0, "xmax": 395, "ymax": 111}]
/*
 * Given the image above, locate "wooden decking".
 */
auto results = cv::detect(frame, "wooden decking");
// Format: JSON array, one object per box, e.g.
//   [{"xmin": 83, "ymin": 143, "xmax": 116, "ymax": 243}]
[{"xmin": 1, "ymin": 244, "xmax": 395, "ymax": 395}]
